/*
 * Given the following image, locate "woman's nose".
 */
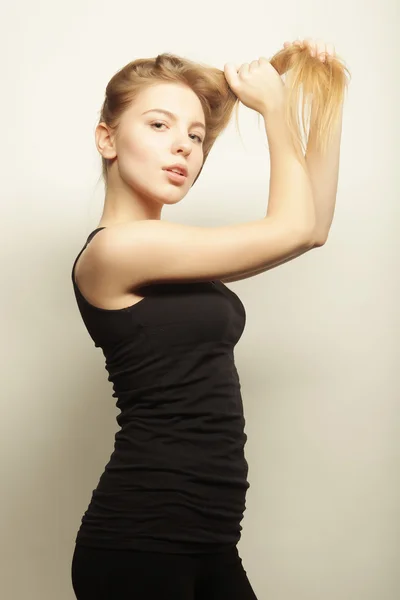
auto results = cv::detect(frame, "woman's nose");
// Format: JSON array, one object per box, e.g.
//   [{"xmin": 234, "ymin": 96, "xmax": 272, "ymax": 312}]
[{"xmin": 173, "ymin": 138, "xmax": 192, "ymax": 155}]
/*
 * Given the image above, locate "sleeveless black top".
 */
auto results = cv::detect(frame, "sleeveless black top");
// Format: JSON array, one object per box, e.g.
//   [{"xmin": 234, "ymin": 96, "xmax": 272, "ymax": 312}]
[{"xmin": 71, "ymin": 227, "xmax": 250, "ymax": 554}]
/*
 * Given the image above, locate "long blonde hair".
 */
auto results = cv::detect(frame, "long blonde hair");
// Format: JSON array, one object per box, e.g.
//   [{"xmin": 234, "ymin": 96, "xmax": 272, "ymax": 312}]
[{"xmin": 98, "ymin": 49, "xmax": 351, "ymax": 187}]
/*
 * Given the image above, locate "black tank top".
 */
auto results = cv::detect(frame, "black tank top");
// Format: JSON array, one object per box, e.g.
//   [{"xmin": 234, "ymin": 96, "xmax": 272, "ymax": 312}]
[{"xmin": 71, "ymin": 227, "xmax": 250, "ymax": 554}]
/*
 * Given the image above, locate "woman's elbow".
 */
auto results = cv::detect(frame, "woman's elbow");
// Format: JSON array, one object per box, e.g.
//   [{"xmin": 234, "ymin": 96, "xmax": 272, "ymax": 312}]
[
  {"xmin": 313, "ymin": 231, "xmax": 329, "ymax": 247},
  {"xmin": 311, "ymin": 225, "xmax": 330, "ymax": 247}
]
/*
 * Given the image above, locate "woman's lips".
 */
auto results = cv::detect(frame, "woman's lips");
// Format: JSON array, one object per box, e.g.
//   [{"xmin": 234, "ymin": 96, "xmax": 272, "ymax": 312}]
[{"xmin": 164, "ymin": 169, "xmax": 187, "ymax": 185}]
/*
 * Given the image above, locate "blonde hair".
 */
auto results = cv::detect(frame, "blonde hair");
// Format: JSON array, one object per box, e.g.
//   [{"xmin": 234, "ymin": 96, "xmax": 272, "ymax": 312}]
[{"xmin": 98, "ymin": 49, "xmax": 351, "ymax": 188}]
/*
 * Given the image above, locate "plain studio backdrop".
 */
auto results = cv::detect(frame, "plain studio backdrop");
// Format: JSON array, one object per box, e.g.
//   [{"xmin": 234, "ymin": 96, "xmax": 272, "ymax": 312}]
[{"xmin": 1, "ymin": 1, "xmax": 399, "ymax": 599}]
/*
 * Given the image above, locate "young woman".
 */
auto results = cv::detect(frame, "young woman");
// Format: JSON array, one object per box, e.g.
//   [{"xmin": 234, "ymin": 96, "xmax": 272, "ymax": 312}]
[{"xmin": 71, "ymin": 40, "xmax": 350, "ymax": 599}]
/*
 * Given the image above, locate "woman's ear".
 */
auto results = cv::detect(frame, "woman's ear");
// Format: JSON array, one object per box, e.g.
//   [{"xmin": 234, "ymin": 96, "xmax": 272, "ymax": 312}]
[{"xmin": 95, "ymin": 122, "xmax": 117, "ymax": 160}]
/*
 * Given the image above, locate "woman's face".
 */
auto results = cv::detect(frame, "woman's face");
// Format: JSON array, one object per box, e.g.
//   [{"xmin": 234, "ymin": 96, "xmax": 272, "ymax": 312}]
[{"xmin": 111, "ymin": 82, "xmax": 206, "ymax": 205}]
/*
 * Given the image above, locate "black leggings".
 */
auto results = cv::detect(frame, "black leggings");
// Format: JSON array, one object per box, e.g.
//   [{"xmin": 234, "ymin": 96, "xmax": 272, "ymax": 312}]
[{"xmin": 71, "ymin": 544, "xmax": 258, "ymax": 599}]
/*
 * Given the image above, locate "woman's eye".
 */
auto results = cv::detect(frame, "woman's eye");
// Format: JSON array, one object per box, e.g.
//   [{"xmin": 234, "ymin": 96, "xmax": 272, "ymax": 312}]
[{"xmin": 151, "ymin": 122, "xmax": 203, "ymax": 144}]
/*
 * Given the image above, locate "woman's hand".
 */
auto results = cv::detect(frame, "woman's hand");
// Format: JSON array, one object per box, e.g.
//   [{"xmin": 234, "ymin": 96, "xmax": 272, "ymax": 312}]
[
  {"xmin": 224, "ymin": 57, "xmax": 286, "ymax": 116},
  {"xmin": 283, "ymin": 37, "xmax": 336, "ymax": 63}
]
